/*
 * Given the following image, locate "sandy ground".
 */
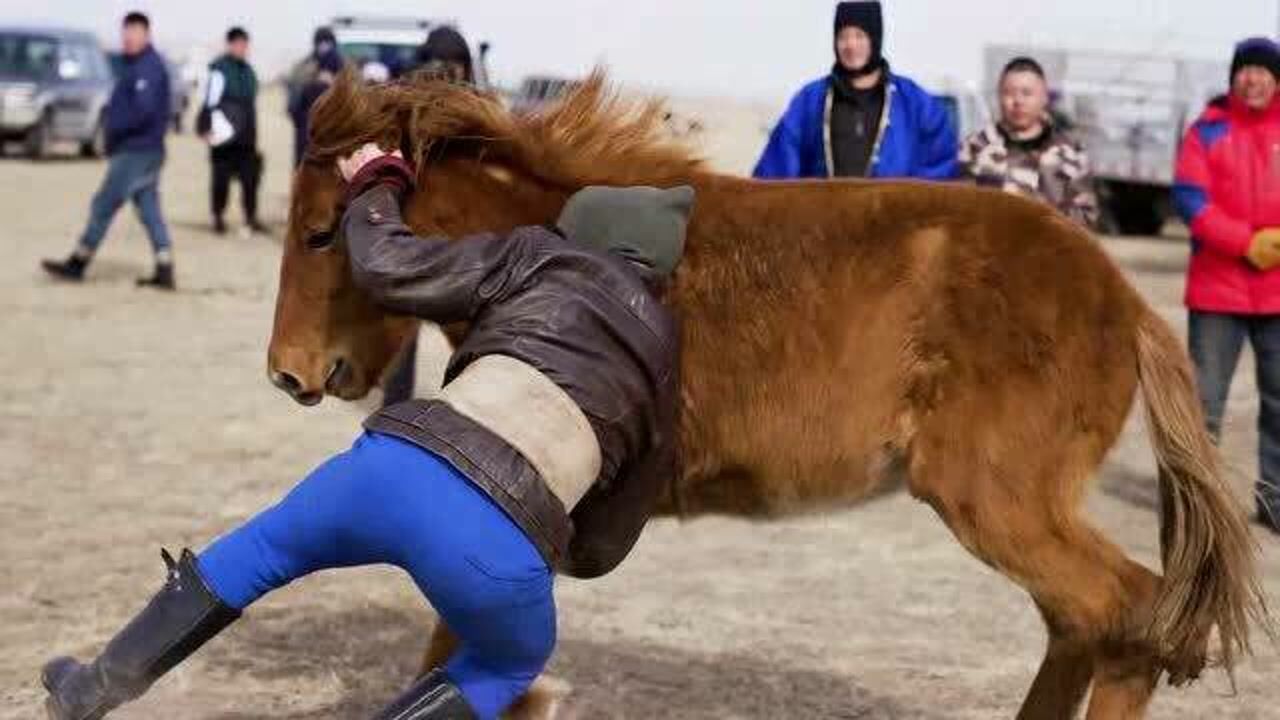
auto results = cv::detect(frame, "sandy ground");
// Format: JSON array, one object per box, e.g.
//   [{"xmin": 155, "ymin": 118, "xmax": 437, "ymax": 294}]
[{"xmin": 1, "ymin": 89, "xmax": 1277, "ymax": 720}]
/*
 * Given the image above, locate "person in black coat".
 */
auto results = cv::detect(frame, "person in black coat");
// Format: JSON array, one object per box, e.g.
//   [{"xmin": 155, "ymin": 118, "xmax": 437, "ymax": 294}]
[
  {"xmin": 288, "ymin": 27, "xmax": 344, "ymax": 167},
  {"xmin": 197, "ymin": 27, "xmax": 265, "ymax": 235}
]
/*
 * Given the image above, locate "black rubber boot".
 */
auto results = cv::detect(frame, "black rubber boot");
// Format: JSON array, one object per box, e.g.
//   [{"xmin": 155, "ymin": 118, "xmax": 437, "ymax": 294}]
[
  {"xmin": 371, "ymin": 670, "xmax": 476, "ymax": 720},
  {"xmin": 246, "ymin": 218, "xmax": 269, "ymax": 235},
  {"xmin": 212, "ymin": 216, "xmax": 227, "ymax": 235},
  {"xmin": 41, "ymin": 255, "xmax": 89, "ymax": 282},
  {"xmin": 135, "ymin": 264, "xmax": 175, "ymax": 291},
  {"xmin": 42, "ymin": 549, "xmax": 240, "ymax": 720}
]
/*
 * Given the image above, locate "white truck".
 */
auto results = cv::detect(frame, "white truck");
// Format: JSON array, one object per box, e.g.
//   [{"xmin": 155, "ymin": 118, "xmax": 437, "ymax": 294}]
[
  {"xmin": 984, "ymin": 44, "xmax": 1228, "ymax": 235},
  {"xmin": 287, "ymin": 15, "xmax": 491, "ymax": 95}
]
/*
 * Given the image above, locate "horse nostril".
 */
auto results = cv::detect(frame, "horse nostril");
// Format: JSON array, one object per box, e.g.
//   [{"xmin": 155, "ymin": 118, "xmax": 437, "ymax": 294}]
[
  {"xmin": 325, "ymin": 358, "xmax": 350, "ymax": 393},
  {"xmin": 294, "ymin": 391, "xmax": 324, "ymax": 407},
  {"xmin": 325, "ymin": 358, "xmax": 346, "ymax": 384},
  {"xmin": 273, "ymin": 370, "xmax": 303, "ymax": 394}
]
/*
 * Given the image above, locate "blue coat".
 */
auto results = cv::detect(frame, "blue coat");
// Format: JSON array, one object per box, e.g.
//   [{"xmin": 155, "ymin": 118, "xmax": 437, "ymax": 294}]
[
  {"xmin": 105, "ymin": 45, "xmax": 170, "ymax": 156},
  {"xmin": 754, "ymin": 73, "xmax": 958, "ymax": 180}
]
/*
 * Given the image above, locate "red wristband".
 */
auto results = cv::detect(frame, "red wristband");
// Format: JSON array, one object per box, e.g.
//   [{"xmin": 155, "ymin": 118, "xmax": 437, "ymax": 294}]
[{"xmin": 344, "ymin": 155, "xmax": 416, "ymax": 205}]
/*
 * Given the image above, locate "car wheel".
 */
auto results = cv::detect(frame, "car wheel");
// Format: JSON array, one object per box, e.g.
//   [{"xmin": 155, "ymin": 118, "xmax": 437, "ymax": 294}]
[
  {"xmin": 24, "ymin": 111, "xmax": 53, "ymax": 159},
  {"xmin": 80, "ymin": 117, "xmax": 106, "ymax": 158}
]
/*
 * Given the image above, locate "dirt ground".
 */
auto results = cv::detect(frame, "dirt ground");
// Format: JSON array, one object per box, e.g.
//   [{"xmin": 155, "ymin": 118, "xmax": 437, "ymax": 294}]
[{"xmin": 1, "ymin": 89, "xmax": 1277, "ymax": 720}]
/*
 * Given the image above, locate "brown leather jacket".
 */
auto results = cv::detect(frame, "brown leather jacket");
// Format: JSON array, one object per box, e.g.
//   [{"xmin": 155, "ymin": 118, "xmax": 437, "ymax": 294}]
[{"xmin": 345, "ymin": 182, "xmax": 679, "ymax": 579}]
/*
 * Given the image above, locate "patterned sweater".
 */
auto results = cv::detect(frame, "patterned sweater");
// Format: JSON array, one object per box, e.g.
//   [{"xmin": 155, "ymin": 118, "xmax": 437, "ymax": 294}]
[{"xmin": 960, "ymin": 121, "xmax": 1099, "ymax": 228}]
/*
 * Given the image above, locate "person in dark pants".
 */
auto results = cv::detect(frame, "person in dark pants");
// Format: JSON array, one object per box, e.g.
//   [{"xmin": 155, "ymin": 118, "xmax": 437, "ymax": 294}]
[
  {"xmin": 1173, "ymin": 38, "xmax": 1280, "ymax": 534},
  {"xmin": 41, "ymin": 12, "xmax": 175, "ymax": 290},
  {"xmin": 287, "ymin": 27, "xmax": 343, "ymax": 167},
  {"xmin": 197, "ymin": 27, "xmax": 264, "ymax": 235},
  {"xmin": 41, "ymin": 144, "xmax": 688, "ymax": 720}
]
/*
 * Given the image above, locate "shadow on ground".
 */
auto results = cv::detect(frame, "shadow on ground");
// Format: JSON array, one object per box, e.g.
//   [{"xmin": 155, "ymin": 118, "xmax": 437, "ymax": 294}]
[{"xmin": 203, "ymin": 604, "xmax": 945, "ymax": 720}]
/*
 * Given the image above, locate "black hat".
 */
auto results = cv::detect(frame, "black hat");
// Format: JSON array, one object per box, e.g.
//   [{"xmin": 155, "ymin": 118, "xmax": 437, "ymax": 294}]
[
  {"xmin": 1232, "ymin": 37, "xmax": 1280, "ymax": 82},
  {"xmin": 313, "ymin": 26, "xmax": 336, "ymax": 48},
  {"xmin": 414, "ymin": 26, "xmax": 474, "ymax": 83},
  {"xmin": 833, "ymin": 1, "xmax": 883, "ymax": 74}
]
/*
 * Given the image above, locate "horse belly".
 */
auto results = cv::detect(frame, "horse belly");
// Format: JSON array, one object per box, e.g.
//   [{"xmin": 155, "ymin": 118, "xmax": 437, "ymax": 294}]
[
  {"xmin": 668, "ymin": 331, "xmax": 913, "ymax": 518},
  {"xmin": 660, "ymin": 442, "xmax": 906, "ymax": 519}
]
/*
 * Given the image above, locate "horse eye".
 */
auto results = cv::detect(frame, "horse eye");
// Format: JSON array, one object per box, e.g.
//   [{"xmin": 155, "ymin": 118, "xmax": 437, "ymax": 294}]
[{"xmin": 305, "ymin": 231, "xmax": 336, "ymax": 251}]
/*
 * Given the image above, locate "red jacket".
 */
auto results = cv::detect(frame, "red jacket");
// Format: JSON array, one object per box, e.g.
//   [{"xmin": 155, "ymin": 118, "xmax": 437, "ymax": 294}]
[{"xmin": 1173, "ymin": 94, "xmax": 1280, "ymax": 314}]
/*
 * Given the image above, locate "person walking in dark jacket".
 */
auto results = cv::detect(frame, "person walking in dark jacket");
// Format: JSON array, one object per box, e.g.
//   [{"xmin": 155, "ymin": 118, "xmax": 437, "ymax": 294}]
[
  {"xmin": 41, "ymin": 12, "xmax": 175, "ymax": 290},
  {"xmin": 41, "ymin": 144, "xmax": 687, "ymax": 720},
  {"xmin": 287, "ymin": 27, "xmax": 343, "ymax": 167},
  {"xmin": 754, "ymin": 1, "xmax": 957, "ymax": 180},
  {"xmin": 197, "ymin": 27, "xmax": 264, "ymax": 235}
]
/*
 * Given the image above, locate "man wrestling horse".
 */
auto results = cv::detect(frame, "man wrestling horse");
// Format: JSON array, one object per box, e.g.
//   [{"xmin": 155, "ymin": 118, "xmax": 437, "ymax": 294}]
[{"xmin": 40, "ymin": 143, "xmax": 692, "ymax": 720}]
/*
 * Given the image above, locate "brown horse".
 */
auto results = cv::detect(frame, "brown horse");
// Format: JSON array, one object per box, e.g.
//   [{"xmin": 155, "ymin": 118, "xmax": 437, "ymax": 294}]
[{"xmin": 267, "ymin": 70, "xmax": 1269, "ymax": 719}]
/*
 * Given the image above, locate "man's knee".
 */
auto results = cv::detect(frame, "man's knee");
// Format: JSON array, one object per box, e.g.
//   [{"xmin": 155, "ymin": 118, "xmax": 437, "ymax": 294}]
[{"xmin": 444, "ymin": 637, "xmax": 554, "ymax": 720}]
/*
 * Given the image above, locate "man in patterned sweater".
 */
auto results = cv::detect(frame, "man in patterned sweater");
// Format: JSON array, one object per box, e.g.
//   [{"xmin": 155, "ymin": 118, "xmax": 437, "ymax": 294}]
[{"xmin": 960, "ymin": 56, "xmax": 1099, "ymax": 228}]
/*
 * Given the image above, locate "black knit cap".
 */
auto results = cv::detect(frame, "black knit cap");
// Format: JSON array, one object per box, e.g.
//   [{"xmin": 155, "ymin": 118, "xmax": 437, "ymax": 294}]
[
  {"xmin": 833, "ymin": 1, "xmax": 883, "ymax": 73},
  {"xmin": 1232, "ymin": 37, "xmax": 1280, "ymax": 82},
  {"xmin": 415, "ymin": 26, "xmax": 473, "ymax": 82},
  {"xmin": 313, "ymin": 26, "xmax": 336, "ymax": 48}
]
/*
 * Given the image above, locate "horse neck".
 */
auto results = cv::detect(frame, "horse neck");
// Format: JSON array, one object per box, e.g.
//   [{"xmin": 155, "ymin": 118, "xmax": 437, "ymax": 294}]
[
  {"xmin": 405, "ymin": 152, "xmax": 715, "ymax": 238},
  {"xmin": 406, "ymin": 158, "xmax": 570, "ymax": 236}
]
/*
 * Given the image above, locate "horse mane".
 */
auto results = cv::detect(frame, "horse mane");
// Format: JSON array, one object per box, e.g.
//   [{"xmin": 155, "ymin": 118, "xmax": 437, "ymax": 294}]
[{"xmin": 306, "ymin": 68, "xmax": 707, "ymax": 190}]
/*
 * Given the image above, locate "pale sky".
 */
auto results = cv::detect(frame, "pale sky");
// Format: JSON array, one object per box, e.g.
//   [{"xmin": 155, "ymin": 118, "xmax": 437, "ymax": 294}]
[{"xmin": 3, "ymin": 1, "xmax": 1275, "ymax": 101}]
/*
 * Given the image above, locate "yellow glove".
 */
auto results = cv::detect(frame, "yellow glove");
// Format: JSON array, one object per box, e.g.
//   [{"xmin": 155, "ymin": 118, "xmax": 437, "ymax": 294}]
[{"xmin": 1246, "ymin": 229, "xmax": 1280, "ymax": 271}]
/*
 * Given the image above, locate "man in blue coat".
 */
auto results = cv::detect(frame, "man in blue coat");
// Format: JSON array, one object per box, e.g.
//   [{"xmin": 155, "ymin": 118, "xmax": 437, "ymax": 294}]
[
  {"xmin": 754, "ymin": 1, "xmax": 957, "ymax": 181},
  {"xmin": 41, "ymin": 12, "xmax": 175, "ymax": 290}
]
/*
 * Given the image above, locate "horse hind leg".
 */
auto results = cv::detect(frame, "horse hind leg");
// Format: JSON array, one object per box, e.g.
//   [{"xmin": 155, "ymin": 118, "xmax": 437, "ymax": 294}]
[
  {"xmin": 907, "ymin": 442, "xmax": 1164, "ymax": 720},
  {"xmin": 1084, "ymin": 648, "xmax": 1161, "ymax": 720},
  {"xmin": 1018, "ymin": 620, "xmax": 1095, "ymax": 720},
  {"xmin": 1024, "ymin": 587, "xmax": 1162, "ymax": 720}
]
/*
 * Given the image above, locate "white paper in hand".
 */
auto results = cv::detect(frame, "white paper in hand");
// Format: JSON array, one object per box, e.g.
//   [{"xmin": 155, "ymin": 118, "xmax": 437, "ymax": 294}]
[{"xmin": 209, "ymin": 109, "xmax": 235, "ymax": 147}]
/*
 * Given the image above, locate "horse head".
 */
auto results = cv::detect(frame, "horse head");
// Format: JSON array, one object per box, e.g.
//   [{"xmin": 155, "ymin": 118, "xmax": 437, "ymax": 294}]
[{"xmin": 267, "ymin": 68, "xmax": 703, "ymax": 405}]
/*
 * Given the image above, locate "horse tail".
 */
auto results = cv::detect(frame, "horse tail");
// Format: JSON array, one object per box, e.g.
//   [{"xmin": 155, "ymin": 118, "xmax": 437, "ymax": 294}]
[{"xmin": 1135, "ymin": 308, "xmax": 1270, "ymax": 683}]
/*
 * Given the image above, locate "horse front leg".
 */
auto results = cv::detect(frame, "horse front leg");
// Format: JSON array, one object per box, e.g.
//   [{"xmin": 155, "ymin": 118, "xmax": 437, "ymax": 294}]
[
  {"xmin": 504, "ymin": 676, "xmax": 573, "ymax": 720},
  {"xmin": 420, "ymin": 618, "xmax": 574, "ymax": 720}
]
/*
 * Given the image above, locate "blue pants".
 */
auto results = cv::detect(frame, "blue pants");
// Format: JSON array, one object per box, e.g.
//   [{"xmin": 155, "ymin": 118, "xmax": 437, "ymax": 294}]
[
  {"xmin": 78, "ymin": 150, "xmax": 172, "ymax": 261},
  {"xmin": 197, "ymin": 432, "xmax": 556, "ymax": 720},
  {"xmin": 1188, "ymin": 311, "xmax": 1280, "ymax": 516}
]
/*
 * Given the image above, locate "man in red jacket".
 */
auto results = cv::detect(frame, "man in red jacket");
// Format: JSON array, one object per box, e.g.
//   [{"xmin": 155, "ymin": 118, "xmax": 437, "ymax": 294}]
[{"xmin": 1173, "ymin": 37, "xmax": 1280, "ymax": 534}]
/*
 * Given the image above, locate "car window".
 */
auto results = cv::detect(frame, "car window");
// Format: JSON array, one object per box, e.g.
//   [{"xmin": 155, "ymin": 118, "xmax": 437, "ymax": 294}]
[
  {"xmin": 338, "ymin": 42, "xmax": 419, "ymax": 75},
  {"xmin": 0, "ymin": 33, "xmax": 60, "ymax": 80}
]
